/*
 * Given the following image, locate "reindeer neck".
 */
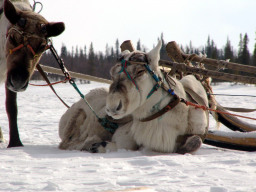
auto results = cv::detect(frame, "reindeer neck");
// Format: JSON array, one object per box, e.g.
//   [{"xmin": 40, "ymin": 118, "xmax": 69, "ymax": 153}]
[{"xmin": 133, "ymin": 71, "xmax": 175, "ymax": 120}]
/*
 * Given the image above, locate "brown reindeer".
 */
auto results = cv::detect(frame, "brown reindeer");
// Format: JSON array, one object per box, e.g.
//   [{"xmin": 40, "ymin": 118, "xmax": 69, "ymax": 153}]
[{"xmin": 0, "ymin": 0, "xmax": 65, "ymax": 147}]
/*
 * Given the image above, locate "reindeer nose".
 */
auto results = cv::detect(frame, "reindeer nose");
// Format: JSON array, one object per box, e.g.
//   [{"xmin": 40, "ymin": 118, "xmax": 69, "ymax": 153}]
[
  {"xmin": 106, "ymin": 100, "xmax": 123, "ymax": 116},
  {"xmin": 7, "ymin": 69, "xmax": 29, "ymax": 92},
  {"xmin": 116, "ymin": 100, "xmax": 122, "ymax": 111}
]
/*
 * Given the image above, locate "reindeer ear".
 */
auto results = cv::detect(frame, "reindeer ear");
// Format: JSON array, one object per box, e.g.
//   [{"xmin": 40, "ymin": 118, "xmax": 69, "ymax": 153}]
[
  {"xmin": 146, "ymin": 40, "xmax": 162, "ymax": 69},
  {"xmin": 46, "ymin": 22, "xmax": 65, "ymax": 37},
  {"xmin": 4, "ymin": 0, "xmax": 20, "ymax": 24}
]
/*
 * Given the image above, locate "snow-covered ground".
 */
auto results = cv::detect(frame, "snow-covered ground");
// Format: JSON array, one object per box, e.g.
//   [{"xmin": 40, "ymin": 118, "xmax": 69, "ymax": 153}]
[{"xmin": 0, "ymin": 81, "xmax": 256, "ymax": 192}]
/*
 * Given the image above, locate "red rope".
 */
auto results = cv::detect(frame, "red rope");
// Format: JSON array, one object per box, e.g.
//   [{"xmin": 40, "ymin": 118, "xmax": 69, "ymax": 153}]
[
  {"xmin": 9, "ymin": 44, "xmax": 24, "ymax": 55},
  {"xmin": 182, "ymin": 100, "xmax": 256, "ymax": 121},
  {"xmin": 27, "ymin": 44, "xmax": 36, "ymax": 56},
  {"xmin": 29, "ymin": 78, "xmax": 69, "ymax": 86}
]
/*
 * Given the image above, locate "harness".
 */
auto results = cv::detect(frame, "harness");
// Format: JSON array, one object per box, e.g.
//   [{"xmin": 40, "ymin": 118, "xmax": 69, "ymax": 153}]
[
  {"xmin": 119, "ymin": 58, "xmax": 181, "ymax": 122},
  {"xmin": 6, "ymin": 26, "xmax": 49, "ymax": 58}
]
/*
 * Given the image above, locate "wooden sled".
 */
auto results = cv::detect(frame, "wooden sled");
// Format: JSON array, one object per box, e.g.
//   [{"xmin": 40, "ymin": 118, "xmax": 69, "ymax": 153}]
[
  {"xmin": 216, "ymin": 104, "xmax": 256, "ymax": 132},
  {"xmin": 204, "ymin": 130, "xmax": 256, "ymax": 152}
]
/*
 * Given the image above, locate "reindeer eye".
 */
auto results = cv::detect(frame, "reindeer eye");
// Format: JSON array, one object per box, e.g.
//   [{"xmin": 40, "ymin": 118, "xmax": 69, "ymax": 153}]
[
  {"xmin": 136, "ymin": 69, "xmax": 146, "ymax": 77},
  {"xmin": 17, "ymin": 18, "xmax": 26, "ymax": 28},
  {"xmin": 40, "ymin": 24, "xmax": 47, "ymax": 34}
]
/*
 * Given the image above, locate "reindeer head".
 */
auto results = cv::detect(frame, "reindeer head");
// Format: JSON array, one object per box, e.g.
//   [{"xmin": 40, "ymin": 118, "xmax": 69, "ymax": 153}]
[
  {"xmin": 3, "ymin": 0, "xmax": 65, "ymax": 92},
  {"xmin": 106, "ymin": 41, "xmax": 162, "ymax": 119}
]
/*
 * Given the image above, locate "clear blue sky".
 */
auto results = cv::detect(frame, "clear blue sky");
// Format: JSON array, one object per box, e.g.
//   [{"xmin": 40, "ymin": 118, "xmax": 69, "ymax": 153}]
[{"xmin": 33, "ymin": 0, "xmax": 256, "ymax": 54}]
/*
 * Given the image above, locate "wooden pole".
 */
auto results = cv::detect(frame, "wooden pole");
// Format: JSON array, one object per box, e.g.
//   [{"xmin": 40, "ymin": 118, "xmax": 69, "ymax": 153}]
[
  {"xmin": 39, "ymin": 65, "xmax": 113, "ymax": 84},
  {"xmin": 160, "ymin": 60, "xmax": 256, "ymax": 85},
  {"xmin": 205, "ymin": 131, "xmax": 256, "ymax": 151},
  {"xmin": 166, "ymin": 41, "xmax": 256, "ymax": 74},
  {"xmin": 120, "ymin": 40, "xmax": 256, "ymax": 84},
  {"xmin": 120, "ymin": 40, "xmax": 135, "ymax": 52}
]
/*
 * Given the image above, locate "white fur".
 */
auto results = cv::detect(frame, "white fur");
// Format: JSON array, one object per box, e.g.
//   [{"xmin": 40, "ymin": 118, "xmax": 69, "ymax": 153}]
[
  {"xmin": 59, "ymin": 40, "xmax": 209, "ymax": 153},
  {"xmin": 58, "ymin": 88, "xmax": 113, "ymax": 151}
]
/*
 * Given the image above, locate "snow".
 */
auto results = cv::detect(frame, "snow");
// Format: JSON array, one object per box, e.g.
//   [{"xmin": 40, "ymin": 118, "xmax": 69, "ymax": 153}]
[{"xmin": 0, "ymin": 81, "xmax": 256, "ymax": 192}]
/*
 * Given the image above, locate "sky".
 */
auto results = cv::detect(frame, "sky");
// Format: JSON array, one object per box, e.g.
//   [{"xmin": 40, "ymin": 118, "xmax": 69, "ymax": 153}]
[{"xmin": 31, "ymin": 0, "xmax": 256, "ymax": 54}]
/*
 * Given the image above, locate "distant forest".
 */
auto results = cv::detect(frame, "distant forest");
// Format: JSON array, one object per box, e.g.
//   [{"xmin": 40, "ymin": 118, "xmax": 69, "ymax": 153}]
[{"xmin": 35, "ymin": 33, "xmax": 256, "ymax": 81}]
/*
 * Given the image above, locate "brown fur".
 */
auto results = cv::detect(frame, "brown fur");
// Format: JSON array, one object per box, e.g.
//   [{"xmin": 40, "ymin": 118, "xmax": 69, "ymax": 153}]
[
  {"xmin": 0, "ymin": 0, "xmax": 65, "ymax": 147},
  {"xmin": 5, "ymin": 1, "xmax": 64, "ymax": 92}
]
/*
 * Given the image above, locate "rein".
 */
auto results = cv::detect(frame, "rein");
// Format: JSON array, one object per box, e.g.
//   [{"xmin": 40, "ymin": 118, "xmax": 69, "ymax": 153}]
[{"xmin": 48, "ymin": 44, "xmax": 119, "ymax": 134}]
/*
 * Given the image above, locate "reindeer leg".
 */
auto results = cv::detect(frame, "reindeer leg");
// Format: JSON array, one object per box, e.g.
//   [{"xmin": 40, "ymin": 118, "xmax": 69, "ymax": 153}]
[
  {"xmin": 5, "ymin": 85, "xmax": 23, "ymax": 148},
  {"xmin": 176, "ymin": 135, "xmax": 202, "ymax": 154}
]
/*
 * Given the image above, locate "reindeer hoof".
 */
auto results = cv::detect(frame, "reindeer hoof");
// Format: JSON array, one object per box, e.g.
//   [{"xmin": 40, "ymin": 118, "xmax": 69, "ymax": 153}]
[
  {"xmin": 176, "ymin": 135, "xmax": 202, "ymax": 154},
  {"xmin": 7, "ymin": 140, "xmax": 24, "ymax": 148},
  {"xmin": 88, "ymin": 142, "xmax": 107, "ymax": 153}
]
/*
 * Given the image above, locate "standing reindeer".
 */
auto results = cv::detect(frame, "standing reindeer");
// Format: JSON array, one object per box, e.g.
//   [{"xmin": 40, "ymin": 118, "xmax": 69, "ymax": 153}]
[
  {"xmin": 0, "ymin": 0, "xmax": 65, "ymax": 147},
  {"xmin": 59, "ymin": 41, "xmax": 209, "ymax": 154}
]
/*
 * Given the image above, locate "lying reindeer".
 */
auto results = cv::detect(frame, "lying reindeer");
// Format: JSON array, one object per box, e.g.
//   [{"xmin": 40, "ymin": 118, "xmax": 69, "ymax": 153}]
[
  {"xmin": 0, "ymin": 0, "xmax": 65, "ymax": 147},
  {"xmin": 59, "ymin": 41, "xmax": 209, "ymax": 154}
]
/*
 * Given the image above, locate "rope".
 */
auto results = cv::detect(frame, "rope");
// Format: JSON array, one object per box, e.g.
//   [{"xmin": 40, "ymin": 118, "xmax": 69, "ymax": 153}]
[
  {"xmin": 208, "ymin": 93, "xmax": 256, "ymax": 98},
  {"xmin": 48, "ymin": 44, "xmax": 119, "ymax": 134},
  {"xmin": 181, "ymin": 99, "xmax": 256, "ymax": 121},
  {"xmin": 29, "ymin": 78, "xmax": 69, "ymax": 86}
]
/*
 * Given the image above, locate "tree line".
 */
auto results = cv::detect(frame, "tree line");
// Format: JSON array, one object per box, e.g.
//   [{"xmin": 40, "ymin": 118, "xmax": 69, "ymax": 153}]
[{"xmin": 35, "ymin": 32, "xmax": 256, "ymax": 81}]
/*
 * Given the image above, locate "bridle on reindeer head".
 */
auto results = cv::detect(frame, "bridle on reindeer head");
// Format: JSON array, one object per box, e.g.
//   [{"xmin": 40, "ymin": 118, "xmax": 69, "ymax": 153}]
[
  {"xmin": 6, "ymin": 23, "xmax": 50, "ymax": 60},
  {"xmin": 3, "ymin": 0, "xmax": 65, "ymax": 92},
  {"xmin": 116, "ymin": 52, "xmax": 180, "ymax": 122}
]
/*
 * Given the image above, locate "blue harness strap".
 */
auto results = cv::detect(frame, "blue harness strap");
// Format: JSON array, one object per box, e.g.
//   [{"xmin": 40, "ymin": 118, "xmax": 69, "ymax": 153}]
[
  {"xmin": 144, "ymin": 64, "xmax": 164, "ymax": 99},
  {"xmin": 120, "ymin": 59, "xmax": 175, "ymax": 99},
  {"xmin": 69, "ymin": 73, "xmax": 119, "ymax": 134}
]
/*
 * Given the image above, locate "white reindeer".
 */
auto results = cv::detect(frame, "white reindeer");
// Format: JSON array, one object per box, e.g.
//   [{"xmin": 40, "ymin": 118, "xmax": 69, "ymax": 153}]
[{"xmin": 59, "ymin": 41, "xmax": 209, "ymax": 154}]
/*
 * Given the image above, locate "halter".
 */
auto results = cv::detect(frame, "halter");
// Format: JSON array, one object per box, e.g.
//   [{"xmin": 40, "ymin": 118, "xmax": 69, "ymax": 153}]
[
  {"xmin": 120, "ymin": 59, "xmax": 175, "ymax": 99},
  {"xmin": 119, "ymin": 59, "xmax": 140, "ymax": 90},
  {"xmin": 119, "ymin": 57, "xmax": 180, "ymax": 122},
  {"xmin": 6, "ymin": 26, "xmax": 49, "ymax": 59}
]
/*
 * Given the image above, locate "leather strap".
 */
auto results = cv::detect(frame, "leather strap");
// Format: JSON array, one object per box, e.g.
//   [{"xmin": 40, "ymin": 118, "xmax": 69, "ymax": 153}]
[
  {"xmin": 36, "ymin": 64, "xmax": 70, "ymax": 108},
  {"xmin": 140, "ymin": 95, "xmax": 180, "ymax": 122}
]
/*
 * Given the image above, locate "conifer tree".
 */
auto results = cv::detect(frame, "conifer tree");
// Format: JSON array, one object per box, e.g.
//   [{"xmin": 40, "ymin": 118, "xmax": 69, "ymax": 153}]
[
  {"xmin": 136, "ymin": 39, "xmax": 141, "ymax": 51},
  {"xmin": 84, "ymin": 45, "xmax": 87, "ymax": 60},
  {"xmin": 205, "ymin": 35, "xmax": 212, "ymax": 57},
  {"xmin": 237, "ymin": 33, "xmax": 243, "ymax": 63},
  {"xmin": 115, "ymin": 39, "xmax": 120, "ymax": 57},
  {"xmin": 252, "ymin": 33, "xmax": 256, "ymax": 66},
  {"xmin": 241, "ymin": 33, "xmax": 250, "ymax": 65},
  {"xmin": 253, "ymin": 45, "xmax": 256, "ymax": 66},
  {"xmin": 88, "ymin": 42, "xmax": 95, "ymax": 75},
  {"xmin": 60, "ymin": 44, "xmax": 68, "ymax": 58},
  {"xmin": 224, "ymin": 37, "xmax": 234, "ymax": 61}
]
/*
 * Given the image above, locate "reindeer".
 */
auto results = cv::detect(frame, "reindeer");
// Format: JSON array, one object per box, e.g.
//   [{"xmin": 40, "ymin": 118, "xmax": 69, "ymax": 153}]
[
  {"xmin": 59, "ymin": 41, "xmax": 209, "ymax": 154},
  {"xmin": 0, "ymin": 0, "xmax": 65, "ymax": 147}
]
